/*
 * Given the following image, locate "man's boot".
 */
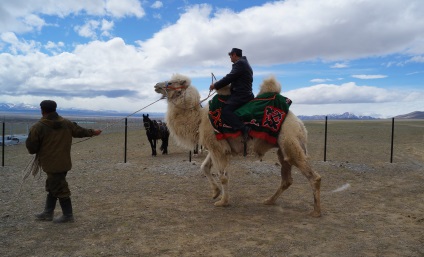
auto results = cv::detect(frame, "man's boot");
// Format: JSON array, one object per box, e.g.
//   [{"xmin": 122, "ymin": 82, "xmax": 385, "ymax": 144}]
[
  {"xmin": 53, "ymin": 197, "xmax": 74, "ymax": 223},
  {"xmin": 35, "ymin": 193, "xmax": 57, "ymax": 221}
]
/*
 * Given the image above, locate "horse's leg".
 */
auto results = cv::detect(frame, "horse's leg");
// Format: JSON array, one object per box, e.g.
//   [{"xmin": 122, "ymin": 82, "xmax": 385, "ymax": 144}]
[
  {"xmin": 161, "ymin": 137, "xmax": 168, "ymax": 154},
  {"xmin": 264, "ymin": 148, "xmax": 293, "ymax": 205},
  {"xmin": 200, "ymin": 153, "xmax": 220, "ymax": 199},
  {"xmin": 161, "ymin": 140, "xmax": 166, "ymax": 154},
  {"xmin": 295, "ymin": 160, "xmax": 321, "ymax": 217},
  {"xmin": 152, "ymin": 139, "xmax": 157, "ymax": 156},
  {"xmin": 147, "ymin": 136, "xmax": 155, "ymax": 156},
  {"xmin": 160, "ymin": 139, "xmax": 164, "ymax": 154}
]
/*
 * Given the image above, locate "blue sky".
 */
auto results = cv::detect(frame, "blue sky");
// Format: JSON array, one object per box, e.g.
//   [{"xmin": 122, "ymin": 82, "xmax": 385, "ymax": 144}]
[{"xmin": 0, "ymin": 0, "xmax": 423, "ymax": 118}]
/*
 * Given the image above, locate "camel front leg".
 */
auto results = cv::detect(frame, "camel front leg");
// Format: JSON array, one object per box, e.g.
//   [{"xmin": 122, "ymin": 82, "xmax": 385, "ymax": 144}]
[
  {"xmin": 215, "ymin": 169, "xmax": 229, "ymax": 207},
  {"xmin": 209, "ymin": 153, "xmax": 230, "ymax": 207},
  {"xmin": 201, "ymin": 153, "xmax": 220, "ymax": 199},
  {"xmin": 264, "ymin": 149, "xmax": 293, "ymax": 205}
]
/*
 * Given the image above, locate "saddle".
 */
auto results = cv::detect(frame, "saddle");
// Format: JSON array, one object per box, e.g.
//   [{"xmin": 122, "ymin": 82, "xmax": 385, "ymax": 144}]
[
  {"xmin": 208, "ymin": 92, "xmax": 292, "ymax": 145},
  {"xmin": 153, "ymin": 121, "xmax": 168, "ymax": 138}
]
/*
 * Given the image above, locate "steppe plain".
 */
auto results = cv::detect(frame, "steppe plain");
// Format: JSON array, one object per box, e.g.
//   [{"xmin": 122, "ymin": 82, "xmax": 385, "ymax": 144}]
[{"xmin": 1, "ymin": 117, "xmax": 423, "ymax": 257}]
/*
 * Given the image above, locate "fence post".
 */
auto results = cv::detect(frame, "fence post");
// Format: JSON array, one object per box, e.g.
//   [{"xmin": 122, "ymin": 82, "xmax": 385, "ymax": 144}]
[
  {"xmin": 324, "ymin": 116, "xmax": 328, "ymax": 162},
  {"xmin": 124, "ymin": 118, "xmax": 128, "ymax": 163},
  {"xmin": 2, "ymin": 122, "xmax": 4, "ymax": 167},
  {"xmin": 390, "ymin": 118, "xmax": 394, "ymax": 163}
]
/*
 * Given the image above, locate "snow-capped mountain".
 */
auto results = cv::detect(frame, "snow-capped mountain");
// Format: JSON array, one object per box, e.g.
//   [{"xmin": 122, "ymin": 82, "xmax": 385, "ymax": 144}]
[{"xmin": 297, "ymin": 112, "xmax": 377, "ymax": 120}]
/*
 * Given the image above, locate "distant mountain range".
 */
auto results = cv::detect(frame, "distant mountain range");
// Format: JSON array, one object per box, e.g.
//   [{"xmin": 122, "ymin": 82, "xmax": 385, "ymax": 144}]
[
  {"xmin": 393, "ymin": 111, "xmax": 424, "ymax": 119},
  {"xmin": 0, "ymin": 103, "xmax": 161, "ymax": 118},
  {"xmin": 297, "ymin": 112, "xmax": 377, "ymax": 120},
  {"xmin": 0, "ymin": 103, "xmax": 422, "ymax": 120}
]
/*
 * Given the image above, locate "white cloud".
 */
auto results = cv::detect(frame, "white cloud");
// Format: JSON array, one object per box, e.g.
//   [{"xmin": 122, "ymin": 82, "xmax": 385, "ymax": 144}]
[
  {"xmin": 101, "ymin": 19, "xmax": 115, "ymax": 37},
  {"xmin": 75, "ymin": 20, "xmax": 100, "ymax": 39},
  {"xmin": 0, "ymin": 32, "xmax": 40, "ymax": 54},
  {"xmin": 0, "ymin": 0, "xmax": 145, "ymax": 33},
  {"xmin": 151, "ymin": 1, "xmax": 163, "ymax": 9},
  {"xmin": 0, "ymin": 38, "xmax": 166, "ymax": 112},
  {"xmin": 74, "ymin": 19, "xmax": 115, "ymax": 39},
  {"xmin": 352, "ymin": 75, "xmax": 388, "ymax": 79},
  {"xmin": 136, "ymin": 0, "xmax": 424, "ymax": 69},
  {"xmin": 101, "ymin": 19, "xmax": 114, "ymax": 31},
  {"xmin": 0, "ymin": 0, "xmax": 423, "ymax": 117},
  {"xmin": 331, "ymin": 63, "xmax": 348, "ymax": 68},
  {"xmin": 407, "ymin": 55, "xmax": 424, "ymax": 63},
  {"xmin": 105, "ymin": 0, "xmax": 145, "ymax": 18},
  {"xmin": 285, "ymin": 82, "xmax": 424, "ymax": 105},
  {"xmin": 22, "ymin": 14, "xmax": 45, "ymax": 31},
  {"xmin": 310, "ymin": 78, "xmax": 331, "ymax": 83},
  {"xmin": 44, "ymin": 41, "xmax": 65, "ymax": 54},
  {"xmin": 0, "ymin": 32, "xmax": 19, "ymax": 45}
]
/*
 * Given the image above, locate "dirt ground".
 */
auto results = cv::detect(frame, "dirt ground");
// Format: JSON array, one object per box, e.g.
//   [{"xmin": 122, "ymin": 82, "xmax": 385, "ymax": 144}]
[{"xmin": 1, "ymin": 120, "xmax": 423, "ymax": 257}]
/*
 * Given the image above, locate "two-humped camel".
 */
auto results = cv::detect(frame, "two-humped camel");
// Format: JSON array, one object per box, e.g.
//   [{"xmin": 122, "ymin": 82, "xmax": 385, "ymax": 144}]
[{"xmin": 154, "ymin": 74, "xmax": 321, "ymax": 217}]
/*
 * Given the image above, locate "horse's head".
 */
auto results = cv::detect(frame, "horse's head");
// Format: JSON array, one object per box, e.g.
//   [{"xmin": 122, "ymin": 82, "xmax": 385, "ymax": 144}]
[{"xmin": 142, "ymin": 114, "xmax": 152, "ymax": 129}]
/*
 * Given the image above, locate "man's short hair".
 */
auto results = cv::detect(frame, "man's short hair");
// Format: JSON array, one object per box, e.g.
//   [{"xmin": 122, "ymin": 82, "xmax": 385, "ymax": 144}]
[
  {"xmin": 228, "ymin": 48, "xmax": 242, "ymax": 57},
  {"xmin": 40, "ymin": 100, "xmax": 57, "ymax": 113}
]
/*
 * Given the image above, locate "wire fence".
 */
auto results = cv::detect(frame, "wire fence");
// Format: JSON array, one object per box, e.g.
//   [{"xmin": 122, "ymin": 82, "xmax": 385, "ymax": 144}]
[
  {"xmin": 1, "ymin": 116, "xmax": 149, "ymax": 167},
  {"xmin": 1, "ymin": 116, "xmax": 423, "ymax": 167}
]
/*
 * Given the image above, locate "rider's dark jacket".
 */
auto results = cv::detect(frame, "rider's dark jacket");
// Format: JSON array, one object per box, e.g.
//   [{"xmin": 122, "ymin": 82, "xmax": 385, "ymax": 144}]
[{"xmin": 213, "ymin": 56, "xmax": 254, "ymax": 105}]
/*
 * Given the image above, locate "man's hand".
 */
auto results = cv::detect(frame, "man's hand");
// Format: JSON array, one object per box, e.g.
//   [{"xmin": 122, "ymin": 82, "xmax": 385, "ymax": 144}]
[
  {"xmin": 92, "ymin": 129, "xmax": 102, "ymax": 136},
  {"xmin": 209, "ymin": 84, "xmax": 215, "ymax": 91}
]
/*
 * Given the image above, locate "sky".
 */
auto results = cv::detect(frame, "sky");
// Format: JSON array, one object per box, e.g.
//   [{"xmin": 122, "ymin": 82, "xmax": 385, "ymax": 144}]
[{"xmin": 0, "ymin": 0, "xmax": 423, "ymax": 118}]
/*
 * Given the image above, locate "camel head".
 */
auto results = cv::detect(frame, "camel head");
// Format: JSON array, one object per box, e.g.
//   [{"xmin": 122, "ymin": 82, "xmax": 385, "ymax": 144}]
[
  {"xmin": 154, "ymin": 74, "xmax": 192, "ymax": 99},
  {"xmin": 154, "ymin": 74, "xmax": 201, "ymax": 108}
]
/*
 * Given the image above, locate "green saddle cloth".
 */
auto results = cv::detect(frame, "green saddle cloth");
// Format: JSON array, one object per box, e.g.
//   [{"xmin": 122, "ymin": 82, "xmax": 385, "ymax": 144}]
[{"xmin": 208, "ymin": 92, "xmax": 292, "ymax": 145}]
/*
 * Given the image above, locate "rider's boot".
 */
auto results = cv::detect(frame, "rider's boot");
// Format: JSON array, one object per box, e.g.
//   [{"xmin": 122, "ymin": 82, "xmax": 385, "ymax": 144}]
[{"xmin": 242, "ymin": 126, "xmax": 251, "ymax": 157}]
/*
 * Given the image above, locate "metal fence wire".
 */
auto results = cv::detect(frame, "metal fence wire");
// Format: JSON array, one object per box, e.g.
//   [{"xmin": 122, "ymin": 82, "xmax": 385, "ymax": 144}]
[{"xmin": 1, "ymin": 117, "xmax": 424, "ymax": 167}]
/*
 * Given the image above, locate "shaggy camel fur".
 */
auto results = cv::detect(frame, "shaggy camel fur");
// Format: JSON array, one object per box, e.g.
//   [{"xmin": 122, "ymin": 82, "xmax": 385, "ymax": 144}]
[{"xmin": 154, "ymin": 74, "xmax": 321, "ymax": 217}]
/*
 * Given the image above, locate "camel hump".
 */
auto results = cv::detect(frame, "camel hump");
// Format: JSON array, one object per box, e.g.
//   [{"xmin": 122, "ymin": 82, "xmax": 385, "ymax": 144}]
[{"xmin": 258, "ymin": 76, "xmax": 281, "ymax": 95}]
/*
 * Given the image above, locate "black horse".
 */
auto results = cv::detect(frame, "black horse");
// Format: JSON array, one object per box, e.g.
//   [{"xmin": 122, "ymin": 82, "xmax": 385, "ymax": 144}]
[{"xmin": 142, "ymin": 114, "xmax": 169, "ymax": 156}]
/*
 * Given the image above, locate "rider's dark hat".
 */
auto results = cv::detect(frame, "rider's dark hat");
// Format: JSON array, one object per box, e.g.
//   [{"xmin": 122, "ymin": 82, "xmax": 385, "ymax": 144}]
[{"xmin": 228, "ymin": 48, "xmax": 242, "ymax": 57}]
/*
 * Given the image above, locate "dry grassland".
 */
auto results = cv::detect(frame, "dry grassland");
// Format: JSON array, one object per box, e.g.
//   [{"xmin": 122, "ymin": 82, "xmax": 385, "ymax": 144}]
[{"xmin": 1, "ymin": 118, "xmax": 423, "ymax": 257}]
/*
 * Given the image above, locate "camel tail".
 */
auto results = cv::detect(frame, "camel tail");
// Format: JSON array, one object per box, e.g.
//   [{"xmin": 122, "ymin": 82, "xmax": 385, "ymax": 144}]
[{"xmin": 258, "ymin": 76, "xmax": 281, "ymax": 95}]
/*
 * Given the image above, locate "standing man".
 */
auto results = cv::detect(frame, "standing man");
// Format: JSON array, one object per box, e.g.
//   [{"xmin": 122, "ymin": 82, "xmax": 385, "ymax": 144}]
[
  {"xmin": 209, "ymin": 48, "xmax": 254, "ymax": 144},
  {"xmin": 26, "ymin": 100, "xmax": 102, "ymax": 223}
]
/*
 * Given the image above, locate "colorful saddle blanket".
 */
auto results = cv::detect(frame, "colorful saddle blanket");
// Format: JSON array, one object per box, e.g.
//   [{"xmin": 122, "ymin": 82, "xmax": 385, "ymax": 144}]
[{"xmin": 208, "ymin": 92, "xmax": 292, "ymax": 145}]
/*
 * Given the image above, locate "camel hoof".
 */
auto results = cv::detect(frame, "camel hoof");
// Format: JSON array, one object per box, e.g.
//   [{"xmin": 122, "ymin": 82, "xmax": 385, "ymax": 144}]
[
  {"xmin": 214, "ymin": 200, "xmax": 229, "ymax": 207},
  {"xmin": 212, "ymin": 189, "xmax": 221, "ymax": 199},
  {"xmin": 310, "ymin": 210, "xmax": 321, "ymax": 217},
  {"xmin": 263, "ymin": 198, "xmax": 276, "ymax": 205}
]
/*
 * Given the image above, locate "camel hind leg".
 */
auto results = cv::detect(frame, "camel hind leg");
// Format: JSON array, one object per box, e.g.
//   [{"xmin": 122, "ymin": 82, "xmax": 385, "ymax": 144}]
[
  {"xmin": 264, "ymin": 148, "xmax": 293, "ymax": 205},
  {"xmin": 295, "ymin": 160, "xmax": 321, "ymax": 217},
  {"xmin": 266, "ymin": 147, "xmax": 321, "ymax": 217},
  {"xmin": 201, "ymin": 153, "xmax": 220, "ymax": 199}
]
